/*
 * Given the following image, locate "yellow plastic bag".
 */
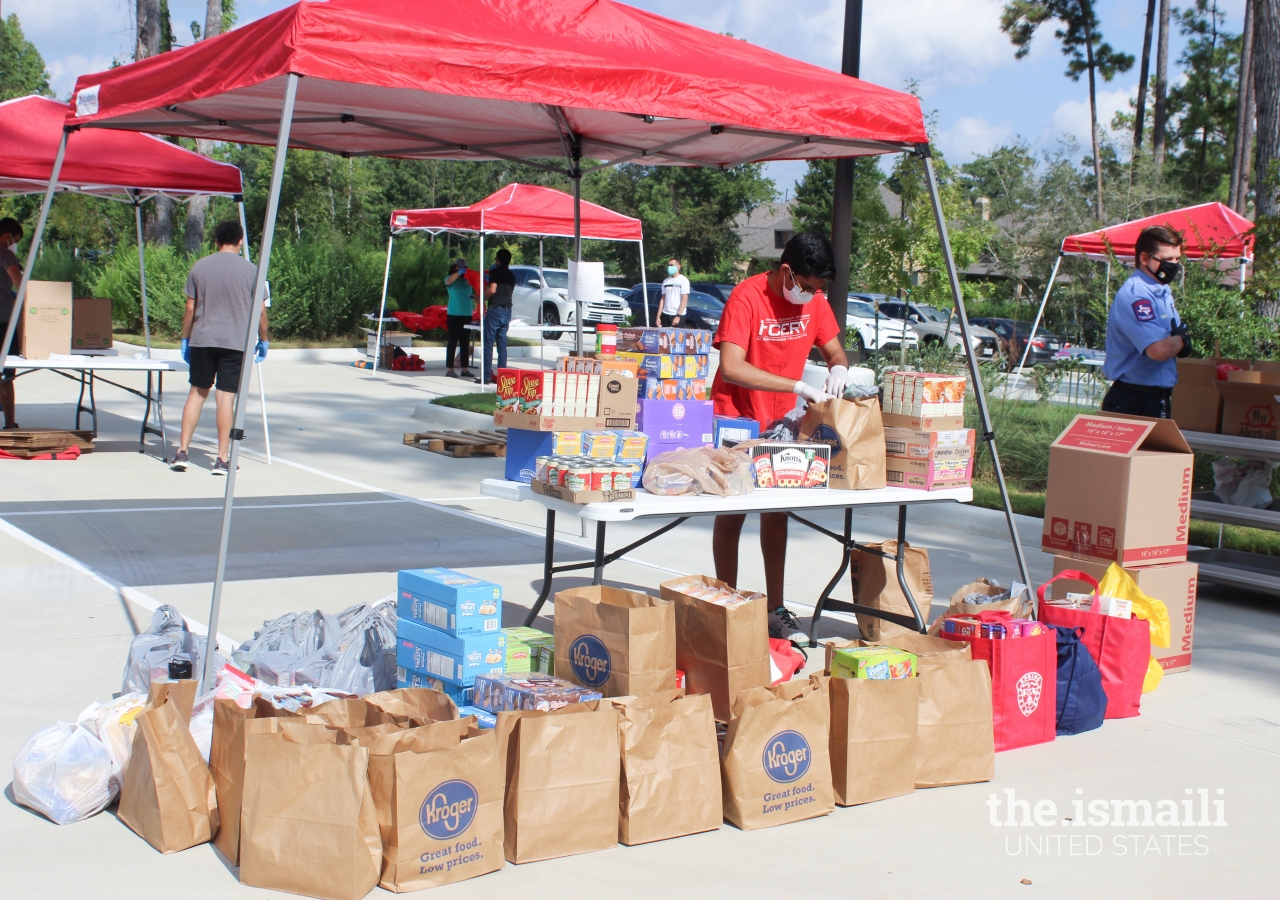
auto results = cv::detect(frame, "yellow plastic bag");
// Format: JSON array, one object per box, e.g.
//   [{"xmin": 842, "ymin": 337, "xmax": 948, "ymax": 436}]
[{"xmin": 1096, "ymin": 563, "xmax": 1170, "ymax": 694}]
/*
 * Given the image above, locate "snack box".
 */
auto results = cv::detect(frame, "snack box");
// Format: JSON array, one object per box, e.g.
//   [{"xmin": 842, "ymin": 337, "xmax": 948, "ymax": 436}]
[
  {"xmin": 495, "ymin": 368, "xmax": 523, "ymax": 412},
  {"xmin": 675, "ymin": 669, "xmax": 686, "ymax": 690},
  {"xmin": 396, "ymin": 618, "xmax": 506, "ymax": 686},
  {"xmin": 616, "ymin": 351, "xmax": 709, "ymax": 380},
  {"xmin": 455, "ymin": 705, "xmax": 497, "ymax": 729},
  {"xmin": 394, "ymin": 667, "xmax": 474, "ymax": 706},
  {"xmin": 747, "ymin": 442, "xmax": 831, "ymax": 489},
  {"xmin": 713, "ymin": 416, "xmax": 760, "ymax": 448},
  {"xmin": 615, "ymin": 430, "xmax": 649, "ymax": 461},
  {"xmin": 397, "ymin": 568, "xmax": 502, "ymax": 636},
  {"xmin": 472, "ymin": 673, "xmax": 603, "ymax": 712},
  {"xmin": 639, "ymin": 376, "xmax": 709, "ymax": 401},
  {"xmin": 502, "ymin": 626, "xmax": 553, "ymax": 674},
  {"xmin": 883, "ymin": 427, "xmax": 976, "ymax": 461},
  {"xmin": 885, "ymin": 455, "xmax": 974, "ymax": 491},
  {"xmin": 618, "ymin": 327, "xmax": 713, "ymax": 355},
  {"xmin": 830, "ymin": 646, "xmax": 917, "ymax": 680},
  {"xmin": 582, "ymin": 430, "xmax": 619, "ymax": 459}
]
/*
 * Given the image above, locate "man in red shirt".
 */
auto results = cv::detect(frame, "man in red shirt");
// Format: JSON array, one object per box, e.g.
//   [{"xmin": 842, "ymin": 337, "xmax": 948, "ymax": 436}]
[{"xmin": 711, "ymin": 232, "xmax": 854, "ymax": 643}]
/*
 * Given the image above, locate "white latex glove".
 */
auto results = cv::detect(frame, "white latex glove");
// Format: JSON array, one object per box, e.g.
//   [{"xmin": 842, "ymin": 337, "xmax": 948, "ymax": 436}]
[
  {"xmin": 822, "ymin": 364, "xmax": 850, "ymax": 397},
  {"xmin": 793, "ymin": 380, "xmax": 835, "ymax": 405}
]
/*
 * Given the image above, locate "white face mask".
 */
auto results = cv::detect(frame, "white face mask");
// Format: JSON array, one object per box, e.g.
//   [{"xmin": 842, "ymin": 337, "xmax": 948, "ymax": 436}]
[{"xmin": 783, "ymin": 268, "xmax": 816, "ymax": 305}]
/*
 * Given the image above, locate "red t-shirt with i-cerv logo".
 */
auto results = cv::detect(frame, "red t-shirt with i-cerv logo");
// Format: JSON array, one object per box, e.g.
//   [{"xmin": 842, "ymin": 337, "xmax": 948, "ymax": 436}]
[{"xmin": 710, "ymin": 272, "xmax": 840, "ymax": 428}]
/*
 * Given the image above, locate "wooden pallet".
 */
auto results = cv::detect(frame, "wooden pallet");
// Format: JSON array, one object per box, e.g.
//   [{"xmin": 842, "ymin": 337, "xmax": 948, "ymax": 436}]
[{"xmin": 404, "ymin": 429, "xmax": 507, "ymax": 458}]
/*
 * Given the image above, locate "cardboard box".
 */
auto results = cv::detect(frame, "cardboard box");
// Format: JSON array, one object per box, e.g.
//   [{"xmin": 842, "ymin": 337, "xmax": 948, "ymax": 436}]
[
  {"xmin": 530, "ymin": 476, "xmax": 636, "ymax": 504},
  {"xmin": 397, "ymin": 567, "xmax": 502, "ymax": 636},
  {"xmin": 883, "ymin": 427, "xmax": 975, "ymax": 461},
  {"xmin": 886, "ymin": 455, "xmax": 973, "ymax": 491},
  {"xmin": 639, "ymin": 377, "xmax": 708, "ymax": 401},
  {"xmin": 505, "ymin": 428, "xmax": 579, "ymax": 483},
  {"xmin": 636, "ymin": 398, "xmax": 714, "ymax": 445},
  {"xmin": 1171, "ymin": 358, "xmax": 1247, "ymax": 434},
  {"xmin": 396, "ymin": 618, "xmax": 505, "ymax": 686},
  {"xmin": 713, "ymin": 416, "xmax": 760, "ymax": 448},
  {"xmin": 1048, "ymin": 556, "xmax": 1198, "ymax": 674},
  {"xmin": 615, "ymin": 352, "xmax": 709, "ymax": 380},
  {"xmin": 881, "ymin": 411, "xmax": 966, "ymax": 432},
  {"xmin": 747, "ymin": 442, "xmax": 831, "ymax": 489},
  {"xmin": 830, "ymin": 646, "xmax": 918, "ymax": 680},
  {"xmin": 71, "ymin": 297, "xmax": 112, "ymax": 351},
  {"xmin": 1217, "ymin": 371, "xmax": 1280, "ymax": 440},
  {"xmin": 20, "ymin": 281, "xmax": 73, "ymax": 359},
  {"xmin": 394, "ymin": 666, "xmax": 473, "ymax": 705},
  {"xmin": 1041, "ymin": 413, "xmax": 1193, "ymax": 566}
]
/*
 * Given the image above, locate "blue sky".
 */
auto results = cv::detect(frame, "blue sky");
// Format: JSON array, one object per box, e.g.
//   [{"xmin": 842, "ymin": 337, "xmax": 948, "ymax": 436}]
[{"xmin": 7, "ymin": 0, "xmax": 1248, "ymax": 193}]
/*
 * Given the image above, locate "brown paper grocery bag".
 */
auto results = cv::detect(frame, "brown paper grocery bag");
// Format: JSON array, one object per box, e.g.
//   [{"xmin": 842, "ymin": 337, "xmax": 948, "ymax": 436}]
[
  {"xmin": 828, "ymin": 676, "xmax": 918, "ymax": 806},
  {"xmin": 553, "ymin": 586, "xmax": 676, "ymax": 697},
  {"xmin": 615, "ymin": 690, "xmax": 721, "ymax": 845},
  {"xmin": 852, "ymin": 540, "xmax": 932, "ymax": 642},
  {"xmin": 369, "ymin": 721, "xmax": 503, "ymax": 891},
  {"xmin": 363, "ymin": 687, "xmax": 457, "ymax": 725},
  {"xmin": 503, "ymin": 701, "xmax": 620, "ymax": 863},
  {"xmin": 800, "ymin": 396, "xmax": 887, "ymax": 489},
  {"xmin": 720, "ymin": 679, "xmax": 834, "ymax": 830},
  {"xmin": 145, "ymin": 678, "xmax": 198, "ymax": 723},
  {"xmin": 118, "ymin": 693, "xmax": 219, "ymax": 853},
  {"xmin": 914, "ymin": 658, "xmax": 994, "ymax": 788},
  {"xmin": 661, "ymin": 576, "xmax": 770, "ymax": 722},
  {"xmin": 239, "ymin": 722, "xmax": 382, "ymax": 900},
  {"xmin": 926, "ymin": 579, "xmax": 1034, "ymax": 635}
]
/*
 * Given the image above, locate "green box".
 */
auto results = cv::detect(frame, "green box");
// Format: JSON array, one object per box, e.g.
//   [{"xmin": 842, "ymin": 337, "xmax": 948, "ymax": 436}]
[
  {"xmin": 503, "ymin": 626, "xmax": 553, "ymax": 674},
  {"xmin": 830, "ymin": 646, "xmax": 917, "ymax": 680}
]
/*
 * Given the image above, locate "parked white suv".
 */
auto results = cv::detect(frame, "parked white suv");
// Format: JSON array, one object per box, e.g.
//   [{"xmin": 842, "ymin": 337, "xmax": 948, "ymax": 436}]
[
  {"xmin": 509, "ymin": 266, "xmax": 630, "ymax": 339},
  {"xmin": 846, "ymin": 298, "xmax": 918, "ymax": 353}
]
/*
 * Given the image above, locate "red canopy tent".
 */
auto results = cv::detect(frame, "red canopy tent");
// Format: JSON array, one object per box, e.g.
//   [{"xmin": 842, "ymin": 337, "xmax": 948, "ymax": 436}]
[
  {"xmin": 376, "ymin": 183, "xmax": 648, "ymax": 360},
  {"xmin": 42, "ymin": 0, "xmax": 1030, "ymax": 678},
  {"xmin": 0, "ymin": 95, "xmax": 245, "ymax": 357},
  {"xmin": 1020, "ymin": 202, "xmax": 1257, "ymax": 371}
]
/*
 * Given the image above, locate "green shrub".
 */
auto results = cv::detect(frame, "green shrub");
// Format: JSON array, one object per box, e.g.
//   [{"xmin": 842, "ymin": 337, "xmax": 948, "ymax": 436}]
[
  {"xmin": 266, "ymin": 238, "xmax": 386, "ymax": 340},
  {"xmin": 388, "ymin": 236, "xmax": 454, "ymax": 310},
  {"xmin": 31, "ymin": 243, "xmax": 101, "ymax": 300},
  {"xmin": 92, "ymin": 244, "xmax": 191, "ymax": 338}
]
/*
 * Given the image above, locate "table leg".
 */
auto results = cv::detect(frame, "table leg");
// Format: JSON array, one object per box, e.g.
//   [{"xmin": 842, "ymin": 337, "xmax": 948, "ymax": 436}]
[
  {"xmin": 139, "ymin": 371, "xmax": 153, "ymax": 453},
  {"xmin": 155, "ymin": 371, "xmax": 170, "ymax": 462},
  {"xmin": 87, "ymin": 372, "xmax": 97, "ymax": 435},
  {"xmin": 523, "ymin": 508, "xmax": 557, "ymax": 627},
  {"xmin": 592, "ymin": 521, "xmax": 607, "ymax": 585},
  {"xmin": 74, "ymin": 370, "xmax": 88, "ymax": 430},
  {"xmin": 894, "ymin": 505, "xmax": 927, "ymax": 633},
  {"xmin": 807, "ymin": 507, "xmax": 853, "ymax": 648}
]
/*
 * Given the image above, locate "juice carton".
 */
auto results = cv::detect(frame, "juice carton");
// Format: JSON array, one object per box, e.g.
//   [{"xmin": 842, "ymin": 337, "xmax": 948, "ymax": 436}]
[{"xmin": 829, "ymin": 646, "xmax": 917, "ymax": 680}]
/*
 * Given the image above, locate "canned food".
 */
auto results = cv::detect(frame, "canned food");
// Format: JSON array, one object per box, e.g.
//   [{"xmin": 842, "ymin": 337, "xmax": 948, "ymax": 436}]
[
  {"xmin": 535, "ymin": 455, "xmax": 552, "ymax": 481},
  {"xmin": 565, "ymin": 464, "xmax": 591, "ymax": 492}
]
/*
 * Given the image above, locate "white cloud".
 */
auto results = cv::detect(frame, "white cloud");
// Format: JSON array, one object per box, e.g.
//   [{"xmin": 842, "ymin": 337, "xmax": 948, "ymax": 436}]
[
  {"xmin": 1049, "ymin": 83, "xmax": 1138, "ymax": 148},
  {"xmin": 941, "ymin": 116, "xmax": 1016, "ymax": 162}
]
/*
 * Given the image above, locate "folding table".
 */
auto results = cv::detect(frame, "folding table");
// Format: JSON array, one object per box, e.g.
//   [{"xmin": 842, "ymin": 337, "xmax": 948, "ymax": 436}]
[{"xmin": 479, "ymin": 478, "xmax": 973, "ymax": 645}]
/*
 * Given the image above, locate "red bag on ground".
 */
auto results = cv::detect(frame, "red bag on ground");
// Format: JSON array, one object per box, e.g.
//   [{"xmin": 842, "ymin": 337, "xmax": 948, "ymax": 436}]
[
  {"xmin": 942, "ymin": 612, "xmax": 1057, "ymax": 751},
  {"xmin": 1038, "ymin": 571, "xmax": 1149, "ymax": 719},
  {"xmin": 0, "ymin": 446, "xmax": 81, "ymax": 460},
  {"xmin": 768, "ymin": 638, "xmax": 805, "ymax": 685}
]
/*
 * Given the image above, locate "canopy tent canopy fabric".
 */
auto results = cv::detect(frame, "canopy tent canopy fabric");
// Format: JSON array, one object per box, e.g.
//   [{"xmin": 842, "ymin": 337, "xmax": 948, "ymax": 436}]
[
  {"xmin": 65, "ymin": 0, "xmax": 927, "ymax": 166},
  {"xmin": 1060, "ymin": 202, "xmax": 1255, "ymax": 262},
  {"xmin": 391, "ymin": 183, "xmax": 643, "ymax": 242},
  {"xmin": 46, "ymin": 0, "xmax": 1030, "ymax": 684},
  {"xmin": 0, "ymin": 95, "xmax": 243, "ymax": 200}
]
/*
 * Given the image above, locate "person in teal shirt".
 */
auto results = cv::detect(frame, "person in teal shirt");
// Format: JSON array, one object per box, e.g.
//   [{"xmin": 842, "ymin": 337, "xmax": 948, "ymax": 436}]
[{"xmin": 444, "ymin": 258, "xmax": 475, "ymax": 378}]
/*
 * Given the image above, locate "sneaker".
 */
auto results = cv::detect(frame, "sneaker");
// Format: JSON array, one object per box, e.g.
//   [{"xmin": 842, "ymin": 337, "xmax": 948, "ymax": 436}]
[
  {"xmin": 210, "ymin": 458, "xmax": 240, "ymax": 475},
  {"xmin": 445, "ymin": 370, "xmax": 459, "ymax": 378},
  {"xmin": 768, "ymin": 606, "xmax": 808, "ymax": 644},
  {"xmin": 460, "ymin": 369, "xmax": 475, "ymax": 378},
  {"xmin": 170, "ymin": 449, "xmax": 189, "ymax": 471}
]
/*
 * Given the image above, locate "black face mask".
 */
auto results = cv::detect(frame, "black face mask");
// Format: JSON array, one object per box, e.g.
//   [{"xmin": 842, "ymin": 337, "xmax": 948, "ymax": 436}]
[{"xmin": 1151, "ymin": 258, "xmax": 1182, "ymax": 285}]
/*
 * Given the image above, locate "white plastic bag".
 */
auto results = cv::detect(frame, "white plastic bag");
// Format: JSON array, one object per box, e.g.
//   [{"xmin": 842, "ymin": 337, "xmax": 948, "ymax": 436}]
[
  {"xmin": 1212, "ymin": 458, "xmax": 1277, "ymax": 508},
  {"xmin": 77, "ymin": 693, "xmax": 146, "ymax": 782},
  {"xmin": 12, "ymin": 722, "xmax": 117, "ymax": 825},
  {"xmin": 642, "ymin": 446, "xmax": 755, "ymax": 497},
  {"xmin": 122, "ymin": 605, "xmax": 223, "ymax": 694}
]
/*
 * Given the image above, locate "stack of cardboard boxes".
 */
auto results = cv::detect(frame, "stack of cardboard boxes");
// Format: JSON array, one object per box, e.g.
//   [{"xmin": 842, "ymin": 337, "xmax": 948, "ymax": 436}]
[
  {"xmin": 1040, "ymin": 412, "xmax": 1198, "ymax": 674},
  {"xmin": 881, "ymin": 371, "xmax": 975, "ymax": 491},
  {"xmin": 1172, "ymin": 357, "xmax": 1280, "ymax": 438},
  {"xmin": 617, "ymin": 327, "xmax": 715, "ymax": 461}
]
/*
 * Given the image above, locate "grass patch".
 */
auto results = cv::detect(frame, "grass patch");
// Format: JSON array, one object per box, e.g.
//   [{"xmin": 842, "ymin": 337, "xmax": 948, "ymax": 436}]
[
  {"xmin": 972, "ymin": 482, "xmax": 1047, "ymax": 518},
  {"xmin": 431, "ymin": 392, "xmax": 498, "ymax": 414}
]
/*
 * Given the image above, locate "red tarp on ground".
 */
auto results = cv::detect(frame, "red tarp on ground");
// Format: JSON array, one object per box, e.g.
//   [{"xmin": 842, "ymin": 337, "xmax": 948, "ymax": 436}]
[
  {"xmin": 65, "ymin": 0, "xmax": 926, "ymax": 166},
  {"xmin": 1060, "ymin": 202, "xmax": 1255, "ymax": 261},
  {"xmin": 0, "ymin": 95, "xmax": 242, "ymax": 198},
  {"xmin": 393, "ymin": 183, "xmax": 642, "ymax": 241}
]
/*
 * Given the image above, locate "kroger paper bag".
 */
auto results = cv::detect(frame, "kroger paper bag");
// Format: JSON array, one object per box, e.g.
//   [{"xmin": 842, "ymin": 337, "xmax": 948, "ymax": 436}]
[
  {"xmin": 615, "ymin": 690, "xmax": 721, "ymax": 845},
  {"xmin": 239, "ymin": 722, "xmax": 382, "ymax": 900},
  {"xmin": 720, "ymin": 679, "xmax": 834, "ymax": 830},
  {"xmin": 554, "ymin": 586, "xmax": 676, "ymax": 698},
  {"xmin": 800, "ymin": 396, "xmax": 887, "ymax": 489},
  {"xmin": 368, "ymin": 720, "xmax": 503, "ymax": 891},
  {"xmin": 853, "ymin": 540, "xmax": 932, "ymax": 642},
  {"xmin": 914, "ymin": 657, "xmax": 994, "ymax": 788},
  {"xmin": 828, "ymin": 675, "xmax": 919, "ymax": 806},
  {"xmin": 117, "ymin": 691, "xmax": 219, "ymax": 853},
  {"xmin": 503, "ymin": 701, "xmax": 620, "ymax": 863}
]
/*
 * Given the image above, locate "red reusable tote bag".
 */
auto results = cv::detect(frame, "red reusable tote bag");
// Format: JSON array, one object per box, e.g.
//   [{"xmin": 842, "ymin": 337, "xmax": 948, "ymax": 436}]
[
  {"xmin": 1038, "ymin": 571, "xmax": 1149, "ymax": 719},
  {"xmin": 942, "ymin": 612, "xmax": 1057, "ymax": 751}
]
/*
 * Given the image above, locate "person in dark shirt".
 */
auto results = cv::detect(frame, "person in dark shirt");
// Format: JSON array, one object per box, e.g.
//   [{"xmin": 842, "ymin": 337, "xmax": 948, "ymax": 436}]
[
  {"xmin": 482, "ymin": 248, "xmax": 515, "ymax": 383},
  {"xmin": 0, "ymin": 217, "xmax": 25, "ymax": 429}
]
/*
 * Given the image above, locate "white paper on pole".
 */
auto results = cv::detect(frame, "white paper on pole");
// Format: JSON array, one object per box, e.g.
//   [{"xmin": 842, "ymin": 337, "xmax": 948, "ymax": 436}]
[{"xmin": 568, "ymin": 260, "xmax": 607, "ymax": 307}]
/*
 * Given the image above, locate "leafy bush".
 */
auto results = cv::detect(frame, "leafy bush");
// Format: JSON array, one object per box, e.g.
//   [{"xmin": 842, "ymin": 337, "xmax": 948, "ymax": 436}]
[
  {"xmin": 387, "ymin": 236, "xmax": 453, "ymax": 310},
  {"xmin": 266, "ymin": 238, "xmax": 386, "ymax": 340},
  {"xmin": 92, "ymin": 244, "xmax": 191, "ymax": 338},
  {"xmin": 30, "ymin": 243, "xmax": 102, "ymax": 300}
]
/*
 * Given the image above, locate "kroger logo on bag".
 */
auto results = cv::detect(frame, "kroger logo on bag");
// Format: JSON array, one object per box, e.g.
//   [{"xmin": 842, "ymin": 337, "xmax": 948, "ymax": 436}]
[
  {"xmin": 419, "ymin": 779, "xmax": 478, "ymax": 840},
  {"xmin": 810, "ymin": 423, "xmax": 843, "ymax": 455},
  {"xmin": 569, "ymin": 634, "xmax": 611, "ymax": 686},
  {"xmin": 762, "ymin": 730, "xmax": 811, "ymax": 783}
]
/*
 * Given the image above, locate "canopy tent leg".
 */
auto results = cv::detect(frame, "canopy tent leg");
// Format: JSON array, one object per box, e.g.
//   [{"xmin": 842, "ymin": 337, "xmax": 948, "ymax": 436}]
[
  {"xmin": 237, "ymin": 199, "xmax": 252, "ymax": 263},
  {"xmin": 539, "ymin": 238, "xmax": 546, "ymax": 363},
  {"xmin": 1240, "ymin": 258, "xmax": 1247, "ymax": 292},
  {"xmin": 639, "ymin": 239, "xmax": 649, "ymax": 327},
  {"xmin": 238, "ymin": 198, "xmax": 270, "ymax": 461},
  {"xmin": 921, "ymin": 151, "xmax": 1032, "ymax": 591},
  {"xmin": 133, "ymin": 197, "xmax": 153, "ymax": 358},
  {"xmin": 479, "ymin": 231, "xmax": 486, "ymax": 385},
  {"xmin": 2, "ymin": 129, "xmax": 70, "ymax": 366},
  {"xmin": 373, "ymin": 234, "xmax": 394, "ymax": 373},
  {"xmin": 572, "ymin": 163, "xmax": 583, "ymax": 356},
  {"xmin": 202, "ymin": 72, "xmax": 300, "ymax": 690},
  {"xmin": 1017, "ymin": 254, "xmax": 1063, "ymax": 375}
]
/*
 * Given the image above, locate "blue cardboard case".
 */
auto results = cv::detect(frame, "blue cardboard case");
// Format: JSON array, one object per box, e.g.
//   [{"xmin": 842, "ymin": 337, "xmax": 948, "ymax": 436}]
[
  {"xmin": 394, "ymin": 666, "xmax": 474, "ymax": 705},
  {"xmin": 397, "ymin": 568, "xmax": 502, "ymax": 636},
  {"xmin": 396, "ymin": 617, "xmax": 505, "ymax": 686},
  {"xmin": 713, "ymin": 415, "xmax": 760, "ymax": 448},
  {"xmin": 504, "ymin": 428, "xmax": 555, "ymax": 483}
]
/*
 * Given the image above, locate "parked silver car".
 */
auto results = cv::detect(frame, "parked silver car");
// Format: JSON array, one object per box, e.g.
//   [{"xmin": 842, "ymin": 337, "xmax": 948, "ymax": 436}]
[
  {"xmin": 507, "ymin": 265, "xmax": 630, "ymax": 339},
  {"xmin": 877, "ymin": 298, "xmax": 1001, "ymax": 360}
]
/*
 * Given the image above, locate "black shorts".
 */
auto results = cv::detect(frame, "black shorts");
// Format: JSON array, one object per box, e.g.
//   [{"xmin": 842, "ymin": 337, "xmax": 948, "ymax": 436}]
[
  {"xmin": 660, "ymin": 312, "xmax": 681, "ymax": 326},
  {"xmin": 189, "ymin": 346, "xmax": 244, "ymax": 393}
]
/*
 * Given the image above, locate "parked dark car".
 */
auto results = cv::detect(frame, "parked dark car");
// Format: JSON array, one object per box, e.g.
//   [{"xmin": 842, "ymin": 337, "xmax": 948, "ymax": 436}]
[
  {"xmin": 690, "ymin": 282, "xmax": 736, "ymax": 304},
  {"xmin": 623, "ymin": 284, "xmax": 724, "ymax": 331},
  {"xmin": 968, "ymin": 317, "xmax": 1066, "ymax": 368}
]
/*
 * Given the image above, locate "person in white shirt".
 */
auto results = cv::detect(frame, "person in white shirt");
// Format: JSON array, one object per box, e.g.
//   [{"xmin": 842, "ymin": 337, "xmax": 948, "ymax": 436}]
[{"xmin": 659, "ymin": 258, "xmax": 690, "ymax": 326}]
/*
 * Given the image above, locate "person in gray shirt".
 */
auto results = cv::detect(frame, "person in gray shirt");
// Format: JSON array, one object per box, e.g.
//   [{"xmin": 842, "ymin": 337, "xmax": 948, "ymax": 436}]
[
  {"xmin": 172, "ymin": 220, "xmax": 267, "ymax": 474},
  {"xmin": 0, "ymin": 217, "xmax": 25, "ymax": 429}
]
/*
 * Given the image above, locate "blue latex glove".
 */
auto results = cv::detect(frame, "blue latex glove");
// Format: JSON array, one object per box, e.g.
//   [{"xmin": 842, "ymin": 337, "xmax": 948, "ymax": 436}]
[
  {"xmin": 180, "ymin": 337, "xmax": 190, "ymax": 363},
  {"xmin": 255, "ymin": 339, "xmax": 268, "ymax": 363}
]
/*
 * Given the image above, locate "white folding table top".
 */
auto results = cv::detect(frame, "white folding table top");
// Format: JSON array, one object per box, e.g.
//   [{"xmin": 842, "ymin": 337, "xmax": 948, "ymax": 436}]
[
  {"xmin": 5, "ymin": 355, "xmax": 188, "ymax": 372},
  {"xmin": 479, "ymin": 477, "xmax": 972, "ymax": 522}
]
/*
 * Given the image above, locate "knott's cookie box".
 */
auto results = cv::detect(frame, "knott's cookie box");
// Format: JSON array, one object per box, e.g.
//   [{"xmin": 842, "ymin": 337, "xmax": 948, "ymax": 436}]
[
  {"xmin": 1041, "ymin": 413, "xmax": 1193, "ymax": 567},
  {"xmin": 748, "ymin": 442, "xmax": 831, "ymax": 489}
]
